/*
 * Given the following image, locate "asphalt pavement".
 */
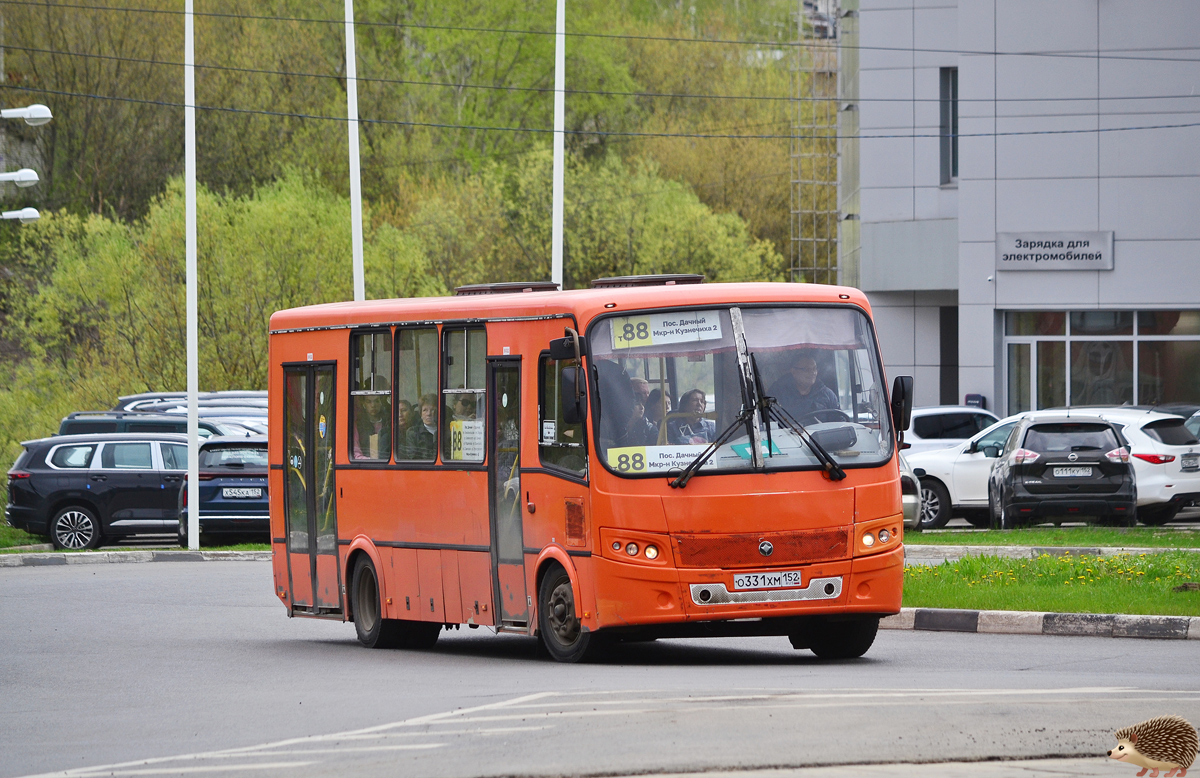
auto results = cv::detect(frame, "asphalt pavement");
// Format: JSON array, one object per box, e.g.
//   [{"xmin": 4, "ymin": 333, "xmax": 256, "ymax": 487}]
[{"xmin": 2, "ymin": 560, "xmax": 1198, "ymax": 778}]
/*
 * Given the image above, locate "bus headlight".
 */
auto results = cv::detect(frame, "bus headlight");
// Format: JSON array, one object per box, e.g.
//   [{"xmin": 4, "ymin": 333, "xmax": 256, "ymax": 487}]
[
  {"xmin": 625, "ymin": 543, "xmax": 639, "ymax": 556},
  {"xmin": 862, "ymin": 533, "xmax": 875, "ymax": 547},
  {"xmin": 644, "ymin": 545, "xmax": 659, "ymax": 560},
  {"xmin": 878, "ymin": 529, "xmax": 890, "ymax": 543}
]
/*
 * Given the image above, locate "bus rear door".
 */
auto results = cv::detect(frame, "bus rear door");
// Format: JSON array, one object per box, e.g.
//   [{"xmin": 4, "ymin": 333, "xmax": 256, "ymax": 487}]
[{"xmin": 283, "ymin": 364, "xmax": 343, "ymax": 616}]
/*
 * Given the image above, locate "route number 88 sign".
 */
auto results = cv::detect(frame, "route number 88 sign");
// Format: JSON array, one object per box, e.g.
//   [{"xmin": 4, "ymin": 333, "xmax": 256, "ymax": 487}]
[{"xmin": 610, "ymin": 310, "xmax": 723, "ymax": 350}]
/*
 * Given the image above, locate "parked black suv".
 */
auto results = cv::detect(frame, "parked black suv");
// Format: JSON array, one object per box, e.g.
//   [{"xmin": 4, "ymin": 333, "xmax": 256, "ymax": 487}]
[
  {"xmin": 6, "ymin": 433, "xmax": 190, "ymax": 549},
  {"xmin": 987, "ymin": 416, "xmax": 1136, "ymax": 528},
  {"xmin": 177, "ymin": 435, "xmax": 268, "ymax": 546},
  {"xmin": 58, "ymin": 411, "xmax": 234, "ymax": 437}
]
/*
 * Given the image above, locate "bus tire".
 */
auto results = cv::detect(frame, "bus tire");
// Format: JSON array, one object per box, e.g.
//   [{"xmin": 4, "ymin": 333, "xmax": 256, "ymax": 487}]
[
  {"xmin": 806, "ymin": 616, "xmax": 879, "ymax": 660},
  {"xmin": 537, "ymin": 563, "xmax": 599, "ymax": 663},
  {"xmin": 351, "ymin": 556, "xmax": 404, "ymax": 649}
]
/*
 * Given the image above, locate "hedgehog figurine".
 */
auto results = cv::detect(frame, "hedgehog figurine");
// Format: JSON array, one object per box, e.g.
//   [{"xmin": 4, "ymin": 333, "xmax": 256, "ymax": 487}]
[{"xmin": 1108, "ymin": 716, "xmax": 1198, "ymax": 777}]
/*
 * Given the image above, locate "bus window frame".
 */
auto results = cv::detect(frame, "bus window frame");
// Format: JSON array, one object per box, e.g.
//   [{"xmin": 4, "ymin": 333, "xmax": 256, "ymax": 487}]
[
  {"xmin": 536, "ymin": 350, "xmax": 590, "ymax": 484},
  {"xmin": 392, "ymin": 323, "xmax": 442, "ymax": 467},
  {"xmin": 440, "ymin": 323, "xmax": 488, "ymax": 470},
  {"xmin": 583, "ymin": 301, "xmax": 894, "ymax": 480},
  {"xmin": 347, "ymin": 327, "xmax": 394, "ymax": 465}
]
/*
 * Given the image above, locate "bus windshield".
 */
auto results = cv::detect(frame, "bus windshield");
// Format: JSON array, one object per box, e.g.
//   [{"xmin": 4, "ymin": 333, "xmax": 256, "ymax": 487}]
[{"xmin": 589, "ymin": 305, "xmax": 894, "ymax": 477}]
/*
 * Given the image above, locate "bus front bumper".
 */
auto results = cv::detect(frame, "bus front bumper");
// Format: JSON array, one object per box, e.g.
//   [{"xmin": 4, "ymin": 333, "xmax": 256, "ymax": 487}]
[{"xmin": 588, "ymin": 543, "xmax": 903, "ymax": 633}]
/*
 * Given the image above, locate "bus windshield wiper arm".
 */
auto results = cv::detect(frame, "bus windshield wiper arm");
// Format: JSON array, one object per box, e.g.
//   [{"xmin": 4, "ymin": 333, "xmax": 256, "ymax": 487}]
[
  {"xmin": 668, "ymin": 405, "xmax": 758, "ymax": 489},
  {"xmin": 760, "ymin": 396, "xmax": 847, "ymax": 481}
]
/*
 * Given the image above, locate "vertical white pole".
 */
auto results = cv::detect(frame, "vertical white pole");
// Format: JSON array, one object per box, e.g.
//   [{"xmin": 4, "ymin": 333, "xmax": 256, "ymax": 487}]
[
  {"xmin": 345, "ymin": 0, "xmax": 365, "ymax": 302},
  {"xmin": 184, "ymin": 0, "xmax": 199, "ymax": 550},
  {"xmin": 550, "ymin": 0, "xmax": 565, "ymax": 288}
]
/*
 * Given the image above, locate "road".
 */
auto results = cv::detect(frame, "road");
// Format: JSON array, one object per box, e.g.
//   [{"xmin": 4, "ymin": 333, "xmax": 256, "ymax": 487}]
[{"xmin": 1, "ymin": 561, "xmax": 1197, "ymax": 778}]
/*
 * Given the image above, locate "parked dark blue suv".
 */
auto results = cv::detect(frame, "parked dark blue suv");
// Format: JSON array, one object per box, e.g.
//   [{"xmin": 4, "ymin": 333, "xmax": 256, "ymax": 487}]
[
  {"xmin": 6, "ymin": 433, "xmax": 189, "ymax": 549},
  {"xmin": 177, "ymin": 435, "xmax": 268, "ymax": 545}
]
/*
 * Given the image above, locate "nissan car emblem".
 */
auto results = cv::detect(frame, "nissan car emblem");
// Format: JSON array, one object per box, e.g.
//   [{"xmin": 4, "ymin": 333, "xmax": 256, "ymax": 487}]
[
  {"xmin": 1068, "ymin": 452, "xmax": 1078, "ymax": 461},
  {"xmin": 759, "ymin": 540, "xmax": 774, "ymax": 557}
]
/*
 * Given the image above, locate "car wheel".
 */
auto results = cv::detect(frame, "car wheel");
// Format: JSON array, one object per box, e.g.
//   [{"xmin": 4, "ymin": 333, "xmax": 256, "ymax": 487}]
[
  {"xmin": 351, "ymin": 556, "xmax": 406, "ymax": 649},
  {"xmin": 538, "ymin": 562, "xmax": 601, "ymax": 663},
  {"xmin": 801, "ymin": 617, "xmax": 880, "ymax": 660},
  {"xmin": 51, "ymin": 506, "xmax": 102, "ymax": 550},
  {"xmin": 987, "ymin": 485, "xmax": 1002, "ymax": 529},
  {"xmin": 1138, "ymin": 504, "xmax": 1179, "ymax": 527},
  {"xmin": 917, "ymin": 479, "xmax": 952, "ymax": 530}
]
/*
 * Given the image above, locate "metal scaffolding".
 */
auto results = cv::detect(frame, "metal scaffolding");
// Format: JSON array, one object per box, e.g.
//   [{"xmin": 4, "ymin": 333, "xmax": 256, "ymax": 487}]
[{"xmin": 790, "ymin": 0, "xmax": 841, "ymax": 285}]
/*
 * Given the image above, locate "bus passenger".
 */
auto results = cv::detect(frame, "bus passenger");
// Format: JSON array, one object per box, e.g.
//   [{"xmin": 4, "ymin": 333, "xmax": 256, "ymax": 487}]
[
  {"xmin": 452, "ymin": 392, "xmax": 477, "ymax": 420},
  {"xmin": 403, "ymin": 393, "xmax": 439, "ymax": 460},
  {"xmin": 667, "ymin": 389, "xmax": 715, "ymax": 445},
  {"xmin": 769, "ymin": 351, "xmax": 838, "ymax": 421},
  {"xmin": 353, "ymin": 394, "xmax": 391, "ymax": 460},
  {"xmin": 395, "ymin": 399, "xmax": 415, "ymax": 444}
]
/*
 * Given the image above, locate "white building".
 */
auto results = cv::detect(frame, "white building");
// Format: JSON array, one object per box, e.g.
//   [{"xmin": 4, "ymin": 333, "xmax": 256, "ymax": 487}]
[{"xmin": 843, "ymin": 0, "xmax": 1200, "ymax": 415}]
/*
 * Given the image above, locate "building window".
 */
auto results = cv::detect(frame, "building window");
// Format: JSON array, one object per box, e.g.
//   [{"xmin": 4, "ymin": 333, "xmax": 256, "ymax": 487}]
[
  {"xmin": 939, "ymin": 67, "xmax": 958, "ymax": 185},
  {"xmin": 1003, "ymin": 310, "xmax": 1200, "ymax": 414}
]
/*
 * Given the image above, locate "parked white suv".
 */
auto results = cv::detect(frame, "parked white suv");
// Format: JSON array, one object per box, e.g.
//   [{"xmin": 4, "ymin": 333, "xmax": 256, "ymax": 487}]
[
  {"xmin": 906, "ymin": 413, "xmax": 1029, "ymax": 529},
  {"xmin": 1090, "ymin": 408, "xmax": 1200, "ymax": 525},
  {"xmin": 903, "ymin": 406, "xmax": 999, "ymax": 455}
]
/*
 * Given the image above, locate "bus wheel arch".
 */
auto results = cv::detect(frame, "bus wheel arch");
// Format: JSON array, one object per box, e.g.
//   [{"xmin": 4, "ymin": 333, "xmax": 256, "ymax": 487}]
[
  {"xmin": 532, "ymin": 547, "xmax": 582, "ymax": 632},
  {"xmin": 344, "ymin": 537, "xmax": 385, "ymax": 624},
  {"xmin": 536, "ymin": 559, "xmax": 601, "ymax": 663}
]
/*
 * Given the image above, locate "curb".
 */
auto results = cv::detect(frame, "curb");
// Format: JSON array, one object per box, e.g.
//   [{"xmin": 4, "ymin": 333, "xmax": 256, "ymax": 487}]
[
  {"xmin": 0, "ymin": 550, "xmax": 271, "ymax": 567},
  {"xmin": 881, "ymin": 607, "xmax": 1200, "ymax": 640},
  {"xmin": 905, "ymin": 544, "xmax": 1200, "ymax": 565}
]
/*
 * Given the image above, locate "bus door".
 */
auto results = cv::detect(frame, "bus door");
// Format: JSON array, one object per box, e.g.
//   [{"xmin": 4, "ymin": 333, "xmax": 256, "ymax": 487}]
[
  {"xmin": 488, "ymin": 358, "xmax": 529, "ymax": 628},
  {"xmin": 283, "ymin": 364, "xmax": 343, "ymax": 617}
]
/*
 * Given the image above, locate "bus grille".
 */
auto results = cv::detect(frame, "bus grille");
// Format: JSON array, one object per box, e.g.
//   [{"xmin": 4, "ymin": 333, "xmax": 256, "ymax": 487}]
[{"xmin": 671, "ymin": 528, "xmax": 850, "ymax": 569}]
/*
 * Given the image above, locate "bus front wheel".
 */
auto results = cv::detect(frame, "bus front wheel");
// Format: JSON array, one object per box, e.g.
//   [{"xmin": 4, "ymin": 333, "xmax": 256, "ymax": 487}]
[
  {"xmin": 791, "ymin": 616, "xmax": 879, "ymax": 659},
  {"xmin": 537, "ymin": 563, "xmax": 600, "ymax": 663}
]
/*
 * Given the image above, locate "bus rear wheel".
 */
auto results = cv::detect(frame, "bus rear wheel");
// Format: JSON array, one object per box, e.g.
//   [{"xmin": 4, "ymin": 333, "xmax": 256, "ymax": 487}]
[
  {"xmin": 352, "ymin": 556, "xmax": 407, "ymax": 649},
  {"xmin": 793, "ymin": 616, "xmax": 880, "ymax": 660},
  {"xmin": 538, "ymin": 563, "xmax": 600, "ymax": 663}
]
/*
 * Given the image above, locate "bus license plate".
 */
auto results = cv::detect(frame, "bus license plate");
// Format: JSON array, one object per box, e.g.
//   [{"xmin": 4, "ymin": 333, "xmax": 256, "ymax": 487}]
[
  {"xmin": 733, "ymin": 570, "xmax": 803, "ymax": 590},
  {"xmin": 1052, "ymin": 467, "xmax": 1092, "ymax": 478},
  {"xmin": 222, "ymin": 487, "xmax": 262, "ymax": 499}
]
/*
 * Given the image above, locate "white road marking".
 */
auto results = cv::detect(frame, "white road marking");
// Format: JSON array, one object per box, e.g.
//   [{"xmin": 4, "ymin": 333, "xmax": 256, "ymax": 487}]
[
  {"xmin": 235, "ymin": 744, "xmax": 445, "ymax": 756},
  {"xmin": 59, "ymin": 762, "xmax": 314, "ymax": 777}
]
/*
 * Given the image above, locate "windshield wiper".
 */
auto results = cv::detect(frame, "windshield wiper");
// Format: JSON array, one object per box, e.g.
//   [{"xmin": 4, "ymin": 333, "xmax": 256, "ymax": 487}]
[
  {"xmin": 748, "ymin": 352, "xmax": 846, "ymax": 481},
  {"xmin": 668, "ymin": 404, "xmax": 758, "ymax": 489}
]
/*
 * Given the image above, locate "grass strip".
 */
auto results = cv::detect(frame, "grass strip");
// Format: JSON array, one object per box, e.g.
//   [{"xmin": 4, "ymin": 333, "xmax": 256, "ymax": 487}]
[
  {"xmin": 904, "ymin": 550, "xmax": 1200, "ymax": 616},
  {"xmin": 0, "ymin": 525, "xmax": 44, "ymax": 549},
  {"xmin": 909, "ymin": 526, "xmax": 1200, "ymax": 549}
]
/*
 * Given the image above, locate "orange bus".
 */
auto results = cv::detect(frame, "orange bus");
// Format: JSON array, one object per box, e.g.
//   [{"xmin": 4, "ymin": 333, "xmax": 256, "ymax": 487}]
[{"xmin": 268, "ymin": 276, "xmax": 914, "ymax": 662}]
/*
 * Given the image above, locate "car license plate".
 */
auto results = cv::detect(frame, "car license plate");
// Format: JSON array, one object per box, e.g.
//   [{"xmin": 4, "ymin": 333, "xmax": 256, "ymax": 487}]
[
  {"xmin": 222, "ymin": 487, "xmax": 262, "ymax": 499},
  {"xmin": 1052, "ymin": 467, "xmax": 1093, "ymax": 478},
  {"xmin": 1182, "ymin": 454, "xmax": 1199, "ymax": 472},
  {"xmin": 733, "ymin": 570, "xmax": 803, "ymax": 590}
]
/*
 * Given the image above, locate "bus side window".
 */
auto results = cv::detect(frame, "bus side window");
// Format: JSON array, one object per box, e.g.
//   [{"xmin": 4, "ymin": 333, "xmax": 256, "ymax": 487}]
[
  {"xmin": 442, "ymin": 328, "xmax": 486, "ymax": 463},
  {"xmin": 539, "ymin": 356, "xmax": 586, "ymax": 476},
  {"xmin": 350, "ymin": 330, "xmax": 392, "ymax": 462},
  {"xmin": 395, "ymin": 327, "xmax": 439, "ymax": 462}
]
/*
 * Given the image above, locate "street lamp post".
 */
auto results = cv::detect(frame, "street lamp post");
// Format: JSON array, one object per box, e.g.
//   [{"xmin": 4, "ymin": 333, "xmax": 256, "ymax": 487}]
[
  {"xmin": 0, "ymin": 168, "xmax": 38, "ymax": 187},
  {"xmin": 0, "ymin": 104, "xmax": 52, "ymax": 126},
  {"xmin": 1, "ymin": 207, "xmax": 38, "ymax": 223}
]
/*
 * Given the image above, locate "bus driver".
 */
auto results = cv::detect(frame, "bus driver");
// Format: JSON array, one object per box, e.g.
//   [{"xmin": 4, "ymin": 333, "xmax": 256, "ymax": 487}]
[{"xmin": 769, "ymin": 351, "xmax": 838, "ymax": 421}]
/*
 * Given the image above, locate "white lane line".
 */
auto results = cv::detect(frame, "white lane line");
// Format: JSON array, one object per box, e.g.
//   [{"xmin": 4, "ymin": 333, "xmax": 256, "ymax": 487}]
[
  {"xmin": 14, "ymin": 692, "xmax": 557, "ymax": 778},
  {"xmin": 310, "ymin": 724, "xmax": 552, "ymax": 741},
  {"xmin": 63, "ymin": 762, "xmax": 313, "ymax": 777},
  {"xmin": 236, "ymin": 744, "xmax": 445, "ymax": 756}
]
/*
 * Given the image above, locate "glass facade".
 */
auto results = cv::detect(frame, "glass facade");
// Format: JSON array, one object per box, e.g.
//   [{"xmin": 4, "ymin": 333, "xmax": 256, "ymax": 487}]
[{"xmin": 1004, "ymin": 310, "xmax": 1200, "ymax": 414}]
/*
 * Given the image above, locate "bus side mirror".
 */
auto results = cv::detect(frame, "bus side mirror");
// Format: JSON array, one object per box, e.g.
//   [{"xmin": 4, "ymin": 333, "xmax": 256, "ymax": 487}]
[
  {"xmin": 561, "ymin": 366, "xmax": 586, "ymax": 425},
  {"xmin": 891, "ymin": 375, "xmax": 914, "ymax": 442},
  {"xmin": 549, "ymin": 330, "xmax": 587, "ymax": 362}
]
